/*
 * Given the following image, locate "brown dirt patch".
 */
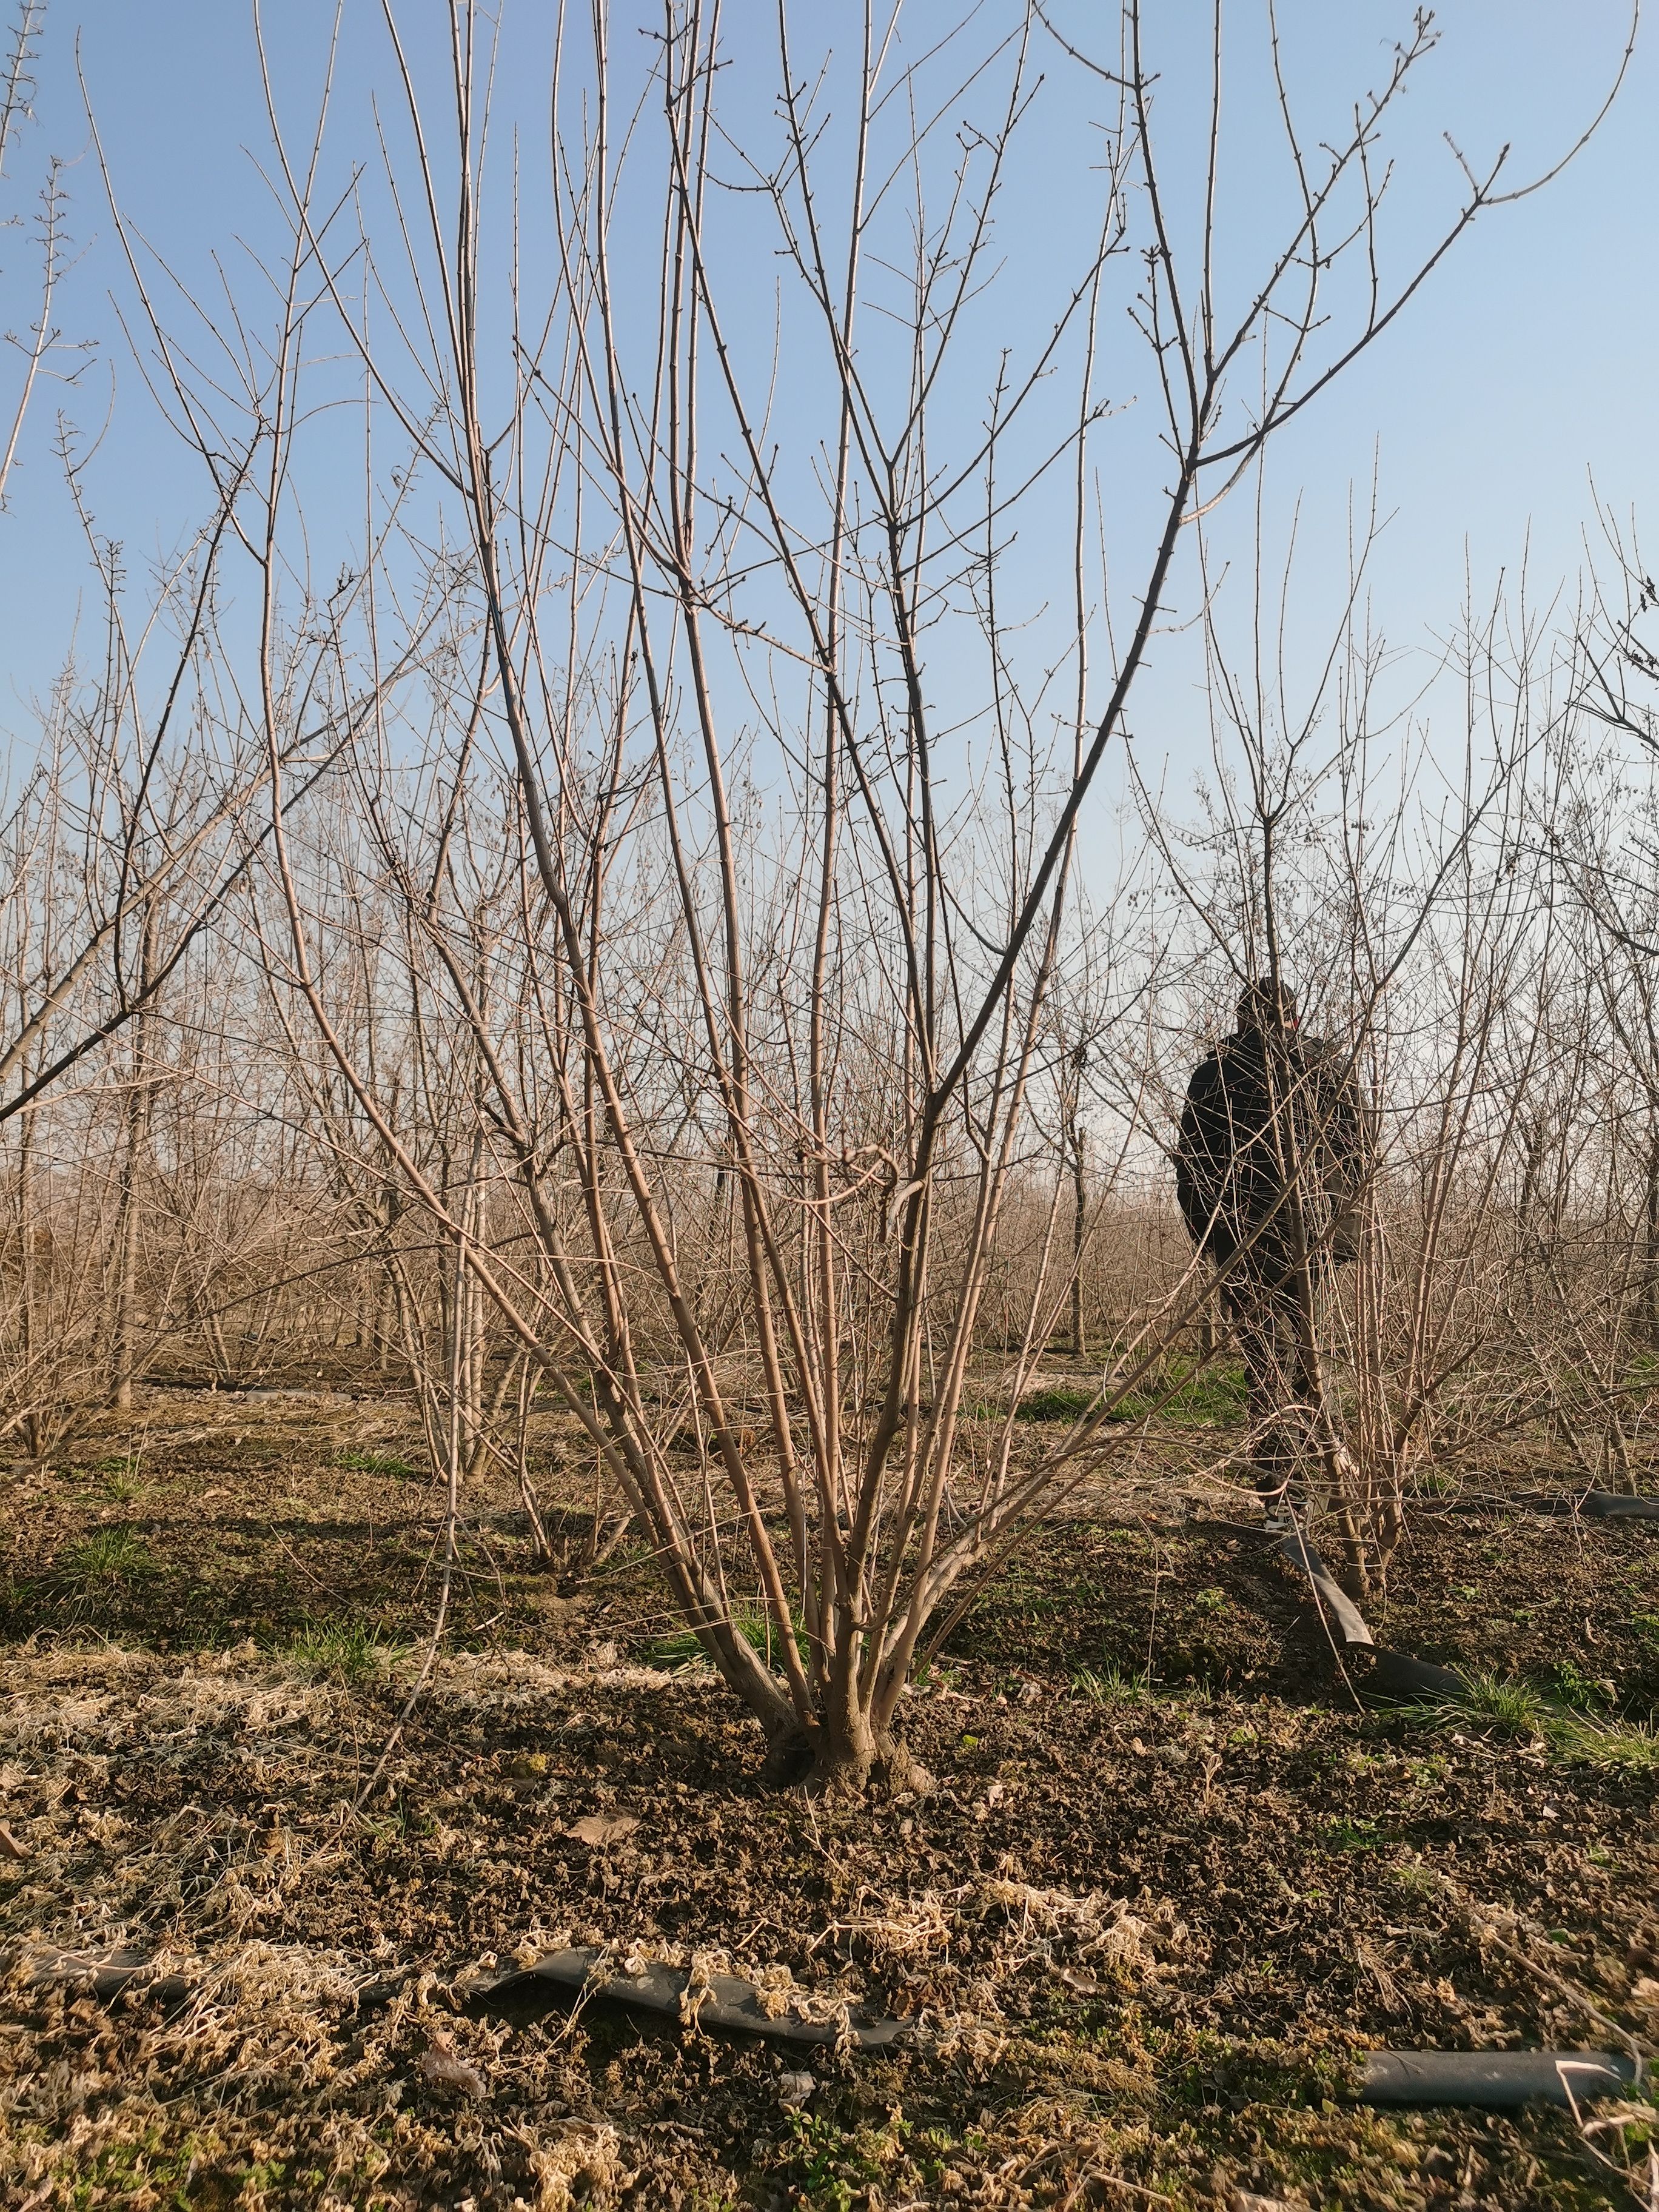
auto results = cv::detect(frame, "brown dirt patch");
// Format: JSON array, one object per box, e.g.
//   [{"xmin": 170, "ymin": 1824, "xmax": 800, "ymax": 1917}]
[{"xmin": 1, "ymin": 1387, "xmax": 1655, "ymax": 2207}]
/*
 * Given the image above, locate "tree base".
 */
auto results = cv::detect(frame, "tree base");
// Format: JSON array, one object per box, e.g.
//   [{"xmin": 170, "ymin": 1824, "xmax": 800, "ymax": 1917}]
[
  {"xmin": 760, "ymin": 1723, "xmax": 820, "ymax": 1789},
  {"xmin": 773, "ymin": 1729, "xmax": 933, "ymax": 1800}
]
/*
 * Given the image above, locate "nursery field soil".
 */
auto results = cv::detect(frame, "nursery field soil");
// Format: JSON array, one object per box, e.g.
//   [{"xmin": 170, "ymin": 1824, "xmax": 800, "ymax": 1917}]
[{"xmin": 1, "ymin": 1384, "xmax": 1657, "ymax": 2209}]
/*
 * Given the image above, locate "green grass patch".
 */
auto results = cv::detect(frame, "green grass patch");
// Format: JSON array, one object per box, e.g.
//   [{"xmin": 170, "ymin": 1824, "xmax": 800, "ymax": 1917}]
[
  {"xmin": 57, "ymin": 1527, "xmax": 156, "ymax": 1585},
  {"xmin": 1549, "ymin": 1712, "xmax": 1659, "ymax": 1771},
  {"xmin": 1016, "ymin": 1384, "xmax": 1099, "ymax": 1421},
  {"xmin": 93, "ymin": 1452, "xmax": 144, "ymax": 1500},
  {"xmin": 281, "ymin": 1618, "xmax": 409, "ymax": 1681},
  {"xmin": 647, "ymin": 1601, "xmax": 808, "ymax": 1675},
  {"xmin": 65, "ymin": 1455, "xmax": 143, "ymax": 1500},
  {"xmin": 1110, "ymin": 1355, "xmax": 1248, "ymax": 1423},
  {"xmin": 1396, "ymin": 1669, "xmax": 1549, "ymax": 1737},
  {"xmin": 783, "ymin": 2108, "xmax": 908, "ymax": 2210},
  {"xmin": 45, "ymin": 2122, "xmax": 238, "ymax": 2211},
  {"xmin": 962, "ymin": 1384, "xmax": 1098, "ymax": 1422},
  {"xmin": 330, "ymin": 1446, "xmax": 420, "ymax": 1478},
  {"xmin": 966, "ymin": 1358, "xmax": 1247, "ymax": 1424},
  {"xmin": 1071, "ymin": 1664, "xmax": 1144, "ymax": 1703},
  {"xmin": 1396, "ymin": 1669, "xmax": 1659, "ymax": 1770}
]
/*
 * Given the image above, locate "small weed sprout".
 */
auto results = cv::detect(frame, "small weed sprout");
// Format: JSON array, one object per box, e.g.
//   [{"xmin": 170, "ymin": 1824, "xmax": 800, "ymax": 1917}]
[
  {"xmin": 1071, "ymin": 1665, "xmax": 1141, "ymax": 1704},
  {"xmin": 283, "ymin": 1620, "xmax": 408, "ymax": 1682},
  {"xmin": 1390, "ymin": 1860, "xmax": 1437, "ymax": 1897},
  {"xmin": 1323, "ymin": 1815, "xmax": 1386, "ymax": 1852},
  {"xmin": 1546, "ymin": 1657, "xmax": 1613, "ymax": 1709}
]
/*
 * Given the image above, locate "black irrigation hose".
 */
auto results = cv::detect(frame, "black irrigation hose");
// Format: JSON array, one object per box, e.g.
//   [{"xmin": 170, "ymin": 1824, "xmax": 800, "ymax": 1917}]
[
  {"xmin": 1577, "ymin": 1492, "xmax": 1659, "ymax": 1521},
  {"xmin": 1362, "ymin": 1647, "xmax": 1469, "ymax": 1700},
  {"xmin": 1277, "ymin": 1529, "xmax": 1372, "ymax": 1647},
  {"xmin": 1360, "ymin": 2048, "xmax": 1641, "ymax": 2109},
  {"xmin": 29, "ymin": 1943, "xmax": 1647, "ymax": 2106},
  {"xmin": 1275, "ymin": 1529, "xmax": 1476, "ymax": 1698},
  {"xmin": 1267, "ymin": 1527, "xmax": 1455, "ymax": 1698},
  {"xmin": 1243, "ymin": 1496, "xmax": 1656, "ymax": 1703},
  {"xmin": 1419, "ymin": 1490, "xmax": 1659, "ymax": 1523},
  {"xmin": 470, "ymin": 1946, "xmax": 907, "ymax": 2050}
]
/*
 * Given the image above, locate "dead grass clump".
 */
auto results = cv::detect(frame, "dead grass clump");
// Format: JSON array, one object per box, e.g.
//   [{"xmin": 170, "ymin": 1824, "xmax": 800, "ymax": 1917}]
[
  {"xmin": 423, "ymin": 1648, "xmax": 675, "ymax": 1712},
  {"xmin": 994, "ymin": 1879, "xmax": 1178, "ymax": 1976},
  {"xmin": 525, "ymin": 2121, "xmax": 633, "ymax": 2210},
  {"xmin": 831, "ymin": 1878, "xmax": 1181, "ymax": 2013},
  {"xmin": 833, "ymin": 1884, "xmax": 963, "ymax": 1966},
  {"xmin": 0, "ymin": 1647, "xmax": 341, "ymax": 1764}
]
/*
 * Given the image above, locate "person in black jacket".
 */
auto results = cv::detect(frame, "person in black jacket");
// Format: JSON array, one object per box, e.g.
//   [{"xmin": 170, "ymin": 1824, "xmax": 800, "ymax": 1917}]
[{"xmin": 1175, "ymin": 979, "xmax": 1366, "ymax": 1521}]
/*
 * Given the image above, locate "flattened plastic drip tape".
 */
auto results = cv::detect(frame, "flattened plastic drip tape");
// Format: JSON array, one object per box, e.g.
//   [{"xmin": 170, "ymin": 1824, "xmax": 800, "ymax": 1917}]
[
  {"xmin": 1492, "ymin": 1489, "xmax": 1659, "ymax": 1521},
  {"xmin": 475, "ymin": 1946, "xmax": 910, "ymax": 2049},
  {"xmin": 1276, "ymin": 1532, "xmax": 1372, "ymax": 1646},
  {"xmin": 1361, "ymin": 1647, "xmax": 1469, "ymax": 1701},
  {"xmin": 1417, "ymin": 1489, "xmax": 1659, "ymax": 1520},
  {"xmin": 1361, "ymin": 2048, "xmax": 1640, "ymax": 2109},
  {"xmin": 1579, "ymin": 1492, "xmax": 1659, "ymax": 1521},
  {"xmin": 1273, "ymin": 1532, "xmax": 1481, "ymax": 1703},
  {"xmin": 25, "ymin": 1945, "xmax": 194, "ymax": 2011}
]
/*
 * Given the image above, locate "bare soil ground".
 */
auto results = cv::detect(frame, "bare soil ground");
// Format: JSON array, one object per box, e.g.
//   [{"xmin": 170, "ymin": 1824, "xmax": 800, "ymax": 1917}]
[{"xmin": 1, "ymin": 1376, "xmax": 1657, "ymax": 2210}]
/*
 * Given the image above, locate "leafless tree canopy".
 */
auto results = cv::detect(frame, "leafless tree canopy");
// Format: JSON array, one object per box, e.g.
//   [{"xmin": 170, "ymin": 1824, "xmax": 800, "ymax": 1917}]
[{"xmin": 1, "ymin": 2, "xmax": 1651, "ymax": 1789}]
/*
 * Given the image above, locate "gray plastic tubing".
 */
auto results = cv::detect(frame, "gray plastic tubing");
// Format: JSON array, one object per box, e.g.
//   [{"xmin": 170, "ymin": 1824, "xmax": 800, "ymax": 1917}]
[{"xmin": 1361, "ymin": 2048, "xmax": 1638, "ymax": 2108}]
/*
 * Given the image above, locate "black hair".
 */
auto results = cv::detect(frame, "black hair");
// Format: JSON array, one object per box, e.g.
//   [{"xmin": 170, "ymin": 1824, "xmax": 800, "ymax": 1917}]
[{"xmin": 1236, "ymin": 977, "xmax": 1298, "ymax": 1031}]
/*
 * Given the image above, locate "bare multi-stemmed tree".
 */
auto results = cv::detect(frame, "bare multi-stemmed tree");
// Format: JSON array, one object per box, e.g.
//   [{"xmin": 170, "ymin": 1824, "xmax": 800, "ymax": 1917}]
[
  {"xmin": 130, "ymin": 0, "xmax": 1610, "ymax": 1787},
  {"xmin": 0, "ymin": 3, "xmax": 1615, "ymax": 1778},
  {"xmin": 1526, "ymin": 581, "xmax": 1659, "ymax": 1481}
]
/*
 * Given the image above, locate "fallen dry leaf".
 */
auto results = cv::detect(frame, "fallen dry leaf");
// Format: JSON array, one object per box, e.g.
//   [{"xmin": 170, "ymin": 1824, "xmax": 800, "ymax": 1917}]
[
  {"xmin": 0, "ymin": 1823, "xmax": 27, "ymax": 1862},
  {"xmin": 418, "ymin": 2040, "xmax": 486, "ymax": 2098},
  {"xmin": 567, "ymin": 1814, "xmax": 640, "ymax": 1847},
  {"xmin": 1056, "ymin": 1966, "xmax": 1111, "ymax": 1997}
]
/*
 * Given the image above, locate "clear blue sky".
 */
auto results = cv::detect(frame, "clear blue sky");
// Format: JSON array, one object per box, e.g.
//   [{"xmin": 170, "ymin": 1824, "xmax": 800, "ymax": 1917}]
[{"xmin": 0, "ymin": 2, "xmax": 1652, "ymax": 788}]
